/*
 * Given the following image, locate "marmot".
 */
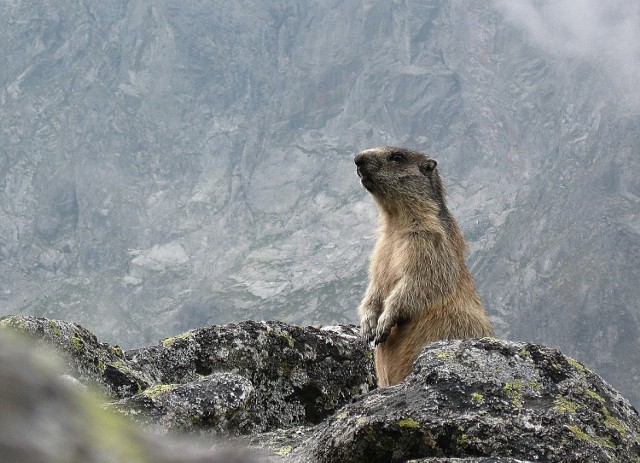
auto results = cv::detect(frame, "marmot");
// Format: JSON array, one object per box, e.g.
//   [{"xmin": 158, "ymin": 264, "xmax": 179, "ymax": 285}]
[{"xmin": 354, "ymin": 146, "xmax": 493, "ymax": 387}]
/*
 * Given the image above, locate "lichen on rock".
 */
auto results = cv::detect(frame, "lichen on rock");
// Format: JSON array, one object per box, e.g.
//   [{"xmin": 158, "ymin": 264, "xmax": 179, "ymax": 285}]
[
  {"xmin": 124, "ymin": 320, "xmax": 376, "ymax": 434},
  {"xmin": 0, "ymin": 315, "xmax": 150, "ymax": 398},
  {"xmin": 287, "ymin": 338, "xmax": 640, "ymax": 463},
  {"xmin": 112, "ymin": 373, "xmax": 255, "ymax": 434}
]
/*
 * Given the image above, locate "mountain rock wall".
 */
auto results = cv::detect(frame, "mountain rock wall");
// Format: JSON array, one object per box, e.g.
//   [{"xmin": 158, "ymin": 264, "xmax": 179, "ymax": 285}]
[{"xmin": 1, "ymin": 1, "xmax": 638, "ymax": 404}]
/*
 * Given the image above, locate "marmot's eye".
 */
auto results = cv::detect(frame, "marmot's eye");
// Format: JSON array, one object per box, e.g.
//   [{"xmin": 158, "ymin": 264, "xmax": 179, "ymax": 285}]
[{"xmin": 389, "ymin": 153, "xmax": 405, "ymax": 163}]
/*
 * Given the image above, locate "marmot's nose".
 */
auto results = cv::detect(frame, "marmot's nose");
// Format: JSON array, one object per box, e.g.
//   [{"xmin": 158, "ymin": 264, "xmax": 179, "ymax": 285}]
[{"xmin": 354, "ymin": 153, "xmax": 366, "ymax": 167}]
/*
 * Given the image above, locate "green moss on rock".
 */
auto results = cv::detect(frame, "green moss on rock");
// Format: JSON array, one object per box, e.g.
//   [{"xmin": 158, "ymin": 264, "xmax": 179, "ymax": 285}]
[
  {"xmin": 503, "ymin": 380, "xmax": 524, "ymax": 409},
  {"xmin": 585, "ymin": 388, "xmax": 606, "ymax": 404},
  {"xmin": 72, "ymin": 336, "xmax": 83, "ymax": 352},
  {"xmin": 109, "ymin": 346, "xmax": 125, "ymax": 359},
  {"xmin": 273, "ymin": 445, "xmax": 293, "ymax": 456},
  {"xmin": 517, "ymin": 348, "xmax": 531, "ymax": 357},
  {"xmin": 278, "ymin": 331, "xmax": 295, "ymax": 348},
  {"xmin": 567, "ymin": 357, "xmax": 588, "ymax": 373},
  {"xmin": 141, "ymin": 384, "xmax": 177, "ymax": 399},
  {"xmin": 397, "ymin": 418, "xmax": 420, "ymax": 428},
  {"xmin": 335, "ymin": 411, "xmax": 348, "ymax": 420},
  {"xmin": 48, "ymin": 320, "xmax": 61, "ymax": 337},
  {"xmin": 601, "ymin": 406, "xmax": 627, "ymax": 436},
  {"xmin": 554, "ymin": 397, "xmax": 580, "ymax": 414},
  {"xmin": 0, "ymin": 316, "xmax": 24, "ymax": 330},
  {"xmin": 161, "ymin": 331, "xmax": 192, "ymax": 347},
  {"xmin": 567, "ymin": 425, "xmax": 614, "ymax": 449}
]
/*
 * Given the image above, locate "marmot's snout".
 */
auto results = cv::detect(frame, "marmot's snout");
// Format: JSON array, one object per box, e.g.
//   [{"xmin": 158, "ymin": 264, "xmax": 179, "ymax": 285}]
[
  {"xmin": 354, "ymin": 152, "xmax": 367, "ymax": 176},
  {"xmin": 354, "ymin": 151, "xmax": 380, "ymax": 191},
  {"xmin": 353, "ymin": 153, "xmax": 365, "ymax": 178}
]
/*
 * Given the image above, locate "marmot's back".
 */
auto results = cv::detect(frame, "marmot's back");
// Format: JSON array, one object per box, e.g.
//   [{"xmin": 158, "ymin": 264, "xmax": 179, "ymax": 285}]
[{"xmin": 355, "ymin": 147, "xmax": 493, "ymax": 387}]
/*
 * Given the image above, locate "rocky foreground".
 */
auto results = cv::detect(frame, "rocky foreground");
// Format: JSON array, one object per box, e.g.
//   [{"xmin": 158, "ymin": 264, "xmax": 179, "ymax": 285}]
[{"xmin": 1, "ymin": 315, "xmax": 640, "ymax": 462}]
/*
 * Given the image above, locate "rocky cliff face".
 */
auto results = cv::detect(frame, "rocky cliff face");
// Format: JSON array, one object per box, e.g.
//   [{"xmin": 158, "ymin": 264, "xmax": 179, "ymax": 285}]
[{"xmin": 1, "ymin": 1, "xmax": 639, "ymax": 406}]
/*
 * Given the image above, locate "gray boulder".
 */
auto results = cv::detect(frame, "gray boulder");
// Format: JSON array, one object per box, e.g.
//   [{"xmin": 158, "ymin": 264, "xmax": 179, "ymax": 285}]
[
  {"xmin": 0, "ymin": 314, "xmax": 150, "ymax": 397},
  {"xmin": 1, "ymin": 315, "xmax": 377, "ymax": 435},
  {"xmin": 284, "ymin": 338, "xmax": 640, "ymax": 462},
  {"xmin": 0, "ymin": 329, "xmax": 263, "ymax": 463},
  {"xmin": 122, "ymin": 320, "xmax": 376, "ymax": 433}
]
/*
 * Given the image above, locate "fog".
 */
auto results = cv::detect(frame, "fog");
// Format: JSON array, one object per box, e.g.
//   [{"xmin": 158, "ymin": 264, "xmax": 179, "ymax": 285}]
[{"xmin": 496, "ymin": 0, "xmax": 640, "ymax": 108}]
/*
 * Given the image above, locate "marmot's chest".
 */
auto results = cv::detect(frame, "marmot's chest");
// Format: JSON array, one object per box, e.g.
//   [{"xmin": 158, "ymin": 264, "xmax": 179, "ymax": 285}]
[{"xmin": 375, "ymin": 233, "xmax": 413, "ymax": 297}]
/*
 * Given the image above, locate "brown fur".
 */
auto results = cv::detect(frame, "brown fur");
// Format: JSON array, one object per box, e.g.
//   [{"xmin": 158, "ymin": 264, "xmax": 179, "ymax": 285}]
[{"xmin": 354, "ymin": 146, "xmax": 493, "ymax": 387}]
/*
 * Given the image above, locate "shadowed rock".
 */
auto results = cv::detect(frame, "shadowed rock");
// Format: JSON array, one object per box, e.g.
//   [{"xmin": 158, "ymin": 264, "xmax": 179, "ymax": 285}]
[
  {"xmin": 0, "ymin": 314, "xmax": 150, "ymax": 397},
  {"xmin": 0, "ymin": 329, "xmax": 263, "ymax": 463},
  {"xmin": 122, "ymin": 320, "xmax": 377, "ymax": 433}
]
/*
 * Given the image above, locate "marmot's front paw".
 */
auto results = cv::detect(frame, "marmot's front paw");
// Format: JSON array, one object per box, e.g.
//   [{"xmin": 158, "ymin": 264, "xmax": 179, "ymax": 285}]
[
  {"xmin": 374, "ymin": 310, "xmax": 396, "ymax": 345},
  {"xmin": 360, "ymin": 312, "xmax": 377, "ymax": 343}
]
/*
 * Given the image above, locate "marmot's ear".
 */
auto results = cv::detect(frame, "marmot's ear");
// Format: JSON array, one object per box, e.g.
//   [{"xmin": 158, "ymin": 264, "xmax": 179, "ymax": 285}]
[{"xmin": 419, "ymin": 159, "xmax": 437, "ymax": 175}]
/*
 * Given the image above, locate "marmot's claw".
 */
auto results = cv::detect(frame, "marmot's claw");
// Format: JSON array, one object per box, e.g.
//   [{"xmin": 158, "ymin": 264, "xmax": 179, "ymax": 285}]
[
  {"xmin": 361, "ymin": 329, "xmax": 375, "ymax": 343},
  {"xmin": 374, "ymin": 329, "xmax": 389, "ymax": 345},
  {"xmin": 360, "ymin": 314, "xmax": 376, "ymax": 342},
  {"xmin": 360, "ymin": 317, "xmax": 376, "ymax": 342},
  {"xmin": 374, "ymin": 311, "xmax": 394, "ymax": 345}
]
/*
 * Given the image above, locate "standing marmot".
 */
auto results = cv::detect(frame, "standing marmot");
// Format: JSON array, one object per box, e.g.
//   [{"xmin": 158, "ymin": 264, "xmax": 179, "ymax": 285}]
[{"xmin": 354, "ymin": 146, "xmax": 493, "ymax": 387}]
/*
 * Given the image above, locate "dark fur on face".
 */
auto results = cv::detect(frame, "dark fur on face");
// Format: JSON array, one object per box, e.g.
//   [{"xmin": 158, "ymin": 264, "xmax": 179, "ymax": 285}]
[{"xmin": 354, "ymin": 146, "xmax": 455, "ymax": 235}]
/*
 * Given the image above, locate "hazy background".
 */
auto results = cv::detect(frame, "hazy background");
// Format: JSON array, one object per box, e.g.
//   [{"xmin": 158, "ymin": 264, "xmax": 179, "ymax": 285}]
[{"xmin": 1, "ymin": 0, "xmax": 639, "ymax": 405}]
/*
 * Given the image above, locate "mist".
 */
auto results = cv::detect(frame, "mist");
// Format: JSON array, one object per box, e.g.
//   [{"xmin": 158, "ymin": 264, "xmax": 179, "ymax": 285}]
[{"xmin": 496, "ymin": 0, "xmax": 640, "ymax": 108}]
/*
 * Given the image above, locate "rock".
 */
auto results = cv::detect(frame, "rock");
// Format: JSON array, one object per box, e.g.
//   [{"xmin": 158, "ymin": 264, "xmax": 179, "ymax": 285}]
[
  {"xmin": 0, "ymin": 329, "xmax": 264, "ymax": 463},
  {"xmin": 285, "ymin": 338, "xmax": 640, "ymax": 463},
  {"xmin": 409, "ymin": 459, "xmax": 531, "ymax": 463},
  {"xmin": 123, "ymin": 320, "xmax": 376, "ymax": 433},
  {"xmin": 0, "ymin": 314, "xmax": 150, "ymax": 398},
  {"xmin": 4, "ymin": 315, "xmax": 640, "ymax": 462},
  {"xmin": 112, "ymin": 373, "xmax": 256, "ymax": 434},
  {"xmin": 2, "ymin": 315, "xmax": 376, "ymax": 435}
]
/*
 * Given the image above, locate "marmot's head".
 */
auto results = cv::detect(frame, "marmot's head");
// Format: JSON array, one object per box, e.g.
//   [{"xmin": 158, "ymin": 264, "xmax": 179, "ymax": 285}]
[{"xmin": 354, "ymin": 147, "xmax": 445, "ymax": 213}]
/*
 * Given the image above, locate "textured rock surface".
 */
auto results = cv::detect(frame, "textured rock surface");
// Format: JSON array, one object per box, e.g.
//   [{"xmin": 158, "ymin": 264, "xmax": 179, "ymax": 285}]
[
  {"xmin": 2, "ymin": 315, "xmax": 376, "ymax": 435},
  {"xmin": 3, "ymin": 315, "xmax": 640, "ymax": 462},
  {"xmin": 0, "ymin": 329, "xmax": 263, "ymax": 463},
  {"xmin": 112, "ymin": 373, "xmax": 256, "ymax": 435},
  {"xmin": 0, "ymin": 314, "xmax": 150, "ymax": 397},
  {"xmin": 123, "ymin": 321, "xmax": 376, "ymax": 433},
  {"xmin": 282, "ymin": 338, "xmax": 640, "ymax": 462}
]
